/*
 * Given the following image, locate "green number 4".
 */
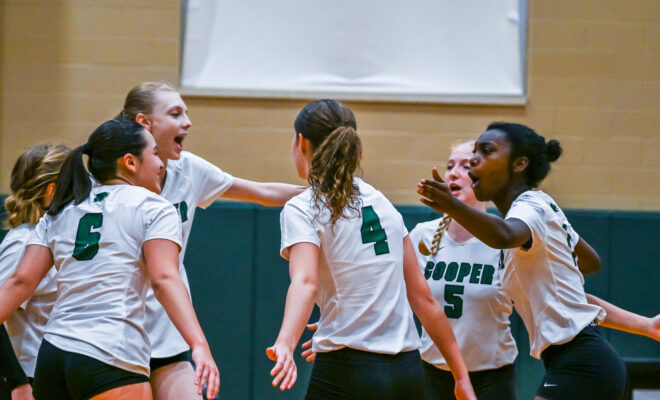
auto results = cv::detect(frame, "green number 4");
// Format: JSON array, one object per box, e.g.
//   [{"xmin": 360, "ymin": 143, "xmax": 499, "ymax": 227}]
[
  {"xmin": 360, "ymin": 206, "xmax": 389, "ymax": 255},
  {"xmin": 73, "ymin": 213, "xmax": 103, "ymax": 261}
]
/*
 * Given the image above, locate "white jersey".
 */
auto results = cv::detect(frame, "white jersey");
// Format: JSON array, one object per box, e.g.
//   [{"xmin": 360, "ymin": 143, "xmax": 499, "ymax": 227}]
[
  {"xmin": 29, "ymin": 185, "xmax": 181, "ymax": 375},
  {"xmin": 0, "ymin": 224, "xmax": 57, "ymax": 377},
  {"xmin": 409, "ymin": 219, "xmax": 517, "ymax": 371},
  {"xmin": 280, "ymin": 178, "xmax": 421, "ymax": 354},
  {"xmin": 503, "ymin": 190, "xmax": 605, "ymax": 359},
  {"xmin": 145, "ymin": 151, "xmax": 234, "ymax": 358}
]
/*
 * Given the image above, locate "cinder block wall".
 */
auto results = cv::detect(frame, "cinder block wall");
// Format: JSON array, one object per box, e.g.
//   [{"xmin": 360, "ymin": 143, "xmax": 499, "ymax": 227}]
[{"xmin": 1, "ymin": 0, "xmax": 659, "ymax": 209}]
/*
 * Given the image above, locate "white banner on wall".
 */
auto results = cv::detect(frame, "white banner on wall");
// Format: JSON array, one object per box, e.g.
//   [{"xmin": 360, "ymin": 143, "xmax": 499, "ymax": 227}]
[{"xmin": 180, "ymin": 0, "xmax": 526, "ymax": 104}]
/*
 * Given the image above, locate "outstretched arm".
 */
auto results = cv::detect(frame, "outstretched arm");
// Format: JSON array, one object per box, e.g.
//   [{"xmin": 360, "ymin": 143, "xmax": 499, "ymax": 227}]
[
  {"xmin": 267, "ymin": 242, "xmax": 318, "ymax": 391},
  {"xmin": 223, "ymin": 178, "xmax": 305, "ymax": 206},
  {"xmin": 402, "ymin": 236, "xmax": 476, "ymax": 400},
  {"xmin": 144, "ymin": 239, "xmax": 220, "ymax": 399},
  {"xmin": 0, "ymin": 245, "xmax": 53, "ymax": 323},
  {"xmin": 587, "ymin": 294, "xmax": 659, "ymax": 341},
  {"xmin": 417, "ymin": 168, "xmax": 531, "ymax": 249}
]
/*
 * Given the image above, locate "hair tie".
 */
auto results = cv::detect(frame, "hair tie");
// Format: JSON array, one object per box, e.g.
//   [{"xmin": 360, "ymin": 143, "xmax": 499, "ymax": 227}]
[{"xmin": 82, "ymin": 143, "xmax": 92, "ymax": 155}]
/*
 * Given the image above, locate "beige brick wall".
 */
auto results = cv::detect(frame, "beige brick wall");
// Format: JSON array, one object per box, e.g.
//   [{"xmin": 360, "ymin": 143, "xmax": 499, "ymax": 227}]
[{"xmin": 1, "ymin": 0, "xmax": 659, "ymax": 209}]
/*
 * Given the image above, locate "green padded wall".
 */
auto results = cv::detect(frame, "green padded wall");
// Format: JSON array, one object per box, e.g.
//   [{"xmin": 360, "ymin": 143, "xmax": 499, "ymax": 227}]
[{"xmin": 1, "ymin": 201, "xmax": 658, "ymax": 399}]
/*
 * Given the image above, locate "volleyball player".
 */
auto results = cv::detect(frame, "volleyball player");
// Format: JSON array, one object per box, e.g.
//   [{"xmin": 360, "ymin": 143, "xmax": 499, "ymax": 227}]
[
  {"xmin": 267, "ymin": 99, "xmax": 476, "ymax": 400},
  {"xmin": 117, "ymin": 82, "xmax": 303, "ymax": 400},
  {"xmin": 0, "ymin": 144, "xmax": 69, "ymax": 400},
  {"xmin": 410, "ymin": 140, "xmax": 518, "ymax": 400},
  {"xmin": 0, "ymin": 120, "xmax": 219, "ymax": 400},
  {"xmin": 417, "ymin": 122, "xmax": 627, "ymax": 400}
]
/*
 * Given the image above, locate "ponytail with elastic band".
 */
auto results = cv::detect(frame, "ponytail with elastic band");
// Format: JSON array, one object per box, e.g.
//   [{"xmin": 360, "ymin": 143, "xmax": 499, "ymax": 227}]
[
  {"xmin": 308, "ymin": 125, "xmax": 362, "ymax": 227},
  {"xmin": 49, "ymin": 143, "xmax": 93, "ymax": 215}
]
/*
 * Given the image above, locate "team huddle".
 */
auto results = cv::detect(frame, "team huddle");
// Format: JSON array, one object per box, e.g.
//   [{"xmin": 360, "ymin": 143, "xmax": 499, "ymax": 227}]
[{"xmin": 0, "ymin": 83, "xmax": 658, "ymax": 400}]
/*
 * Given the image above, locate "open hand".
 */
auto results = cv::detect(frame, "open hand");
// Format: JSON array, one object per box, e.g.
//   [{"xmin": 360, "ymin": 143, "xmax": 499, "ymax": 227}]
[
  {"xmin": 417, "ymin": 167, "xmax": 456, "ymax": 214},
  {"xmin": 267, "ymin": 343, "xmax": 297, "ymax": 391},
  {"xmin": 191, "ymin": 344, "xmax": 220, "ymax": 399},
  {"xmin": 454, "ymin": 377, "xmax": 477, "ymax": 400},
  {"xmin": 300, "ymin": 322, "xmax": 318, "ymax": 362}
]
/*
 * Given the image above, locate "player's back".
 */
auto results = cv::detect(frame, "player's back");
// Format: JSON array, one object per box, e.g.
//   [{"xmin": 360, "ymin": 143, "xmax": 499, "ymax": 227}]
[
  {"xmin": 281, "ymin": 178, "xmax": 420, "ymax": 354},
  {"xmin": 33, "ymin": 184, "xmax": 180, "ymax": 375}
]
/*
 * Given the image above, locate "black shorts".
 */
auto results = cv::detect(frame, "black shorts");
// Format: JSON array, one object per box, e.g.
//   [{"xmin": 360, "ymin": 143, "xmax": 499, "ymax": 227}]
[
  {"xmin": 538, "ymin": 325, "xmax": 627, "ymax": 400},
  {"xmin": 305, "ymin": 347, "xmax": 425, "ymax": 400},
  {"xmin": 32, "ymin": 339, "xmax": 149, "ymax": 400},
  {"xmin": 150, "ymin": 350, "xmax": 192, "ymax": 372},
  {"xmin": 422, "ymin": 361, "xmax": 517, "ymax": 400}
]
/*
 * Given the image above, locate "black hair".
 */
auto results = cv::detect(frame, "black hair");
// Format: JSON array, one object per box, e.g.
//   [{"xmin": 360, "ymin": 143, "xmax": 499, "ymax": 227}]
[
  {"xmin": 48, "ymin": 119, "xmax": 147, "ymax": 215},
  {"xmin": 294, "ymin": 99, "xmax": 362, "ymax": 226},
  {"xmin": 487, "ymin": 122, "xmax": 562, "ymax": 188}
]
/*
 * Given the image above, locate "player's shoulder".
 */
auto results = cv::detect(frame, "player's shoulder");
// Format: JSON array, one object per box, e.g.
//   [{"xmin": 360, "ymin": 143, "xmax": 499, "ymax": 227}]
[
  {"xmin": 101, "ymin": 185, "xmax": 171, "ymax": 210},
  {"xmin": 0, "ymin": 223, "xmax": 34, "ymax": 248},
  {"xmin": 410, "ymin": 218, "xmax": 443, "ymax": 236},
  {"xmin": 510, "ymin": 189, "xmax": 554, "ymax": 215},
  {"xmin": 168, "ymin": 151, "xmax": 214, "ymax": 172},
  {"xmin": 283, "ymin": 186, "xmax": 314, "ymax": 212}
]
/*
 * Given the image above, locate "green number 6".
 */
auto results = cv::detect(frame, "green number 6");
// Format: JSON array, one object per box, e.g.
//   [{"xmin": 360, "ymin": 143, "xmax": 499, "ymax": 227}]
[{"xmin": 73, "ymin": 213, "xmax": 103, "ymax": 261}]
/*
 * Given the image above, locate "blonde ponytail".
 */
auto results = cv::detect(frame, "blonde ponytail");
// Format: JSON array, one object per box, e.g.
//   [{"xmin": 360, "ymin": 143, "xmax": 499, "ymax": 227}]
[
  {"xmin": 4, "ymin": 144, "xmax": 70, "ymax": 228},
  {"xmin": 418, "ymin": 214, "xmax": 452, "ymax": 256}
]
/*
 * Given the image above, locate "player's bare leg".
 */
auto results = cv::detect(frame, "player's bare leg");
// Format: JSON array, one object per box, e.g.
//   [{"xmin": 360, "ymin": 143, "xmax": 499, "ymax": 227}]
[
  {"xmin": 90, "ymin": 382, "xmax": 152, "ymax": 400},
  {"xmin": 151, "ymin": 361, "xmax": 203, "ymax": 400}
]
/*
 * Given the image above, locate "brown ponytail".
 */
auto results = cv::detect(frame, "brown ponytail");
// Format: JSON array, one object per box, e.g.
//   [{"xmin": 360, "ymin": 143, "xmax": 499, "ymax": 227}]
[
  {"xmin": 294, "ymin": 99, "xmax": 362, "ymax": 227},
  {"xmin": 308, "ymin": 125, "xmax": 362, "ymax": 226}
]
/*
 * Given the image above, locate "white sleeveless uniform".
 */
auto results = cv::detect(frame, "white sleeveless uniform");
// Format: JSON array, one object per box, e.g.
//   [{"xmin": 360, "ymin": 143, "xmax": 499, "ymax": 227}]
[
  {"xmin": 28, "ymin": 185, "xmax": 181, "ymax": 375},
  {"xmin": 503, "ymin": 190, "xmax": 605, "ymax": 359},
  {"xmin": 280, "ymin": 178, "xmax": 421, "ymax": 354},
  {"xmin": 0, "ymin": 224, "xmax": 57, "ymax": 377},
  {"xmin": 409, "ymin": 219, "xmax": 517, "ymax": 371},
  {"xmin": 145, "ymin": 151, "xmax": 234, "ymax": 359}
]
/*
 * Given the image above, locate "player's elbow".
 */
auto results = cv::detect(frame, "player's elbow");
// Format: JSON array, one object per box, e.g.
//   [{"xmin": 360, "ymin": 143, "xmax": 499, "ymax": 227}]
[
  {"xmin": 579, "ymin": 254, "xmax": 601, "ymax": 275},
  {"xmin": 149, "ymin": 271, "xmax": 179, "ymax": 296},
  {"xmin": 295, "ymin": 275, "xmax": 318, "ymax": 297}
]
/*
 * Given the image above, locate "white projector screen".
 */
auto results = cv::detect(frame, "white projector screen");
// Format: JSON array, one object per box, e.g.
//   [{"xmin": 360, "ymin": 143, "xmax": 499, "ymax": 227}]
[{"xmin": 180, "ymin": 0, "xmax": 527, "ymax": 104}]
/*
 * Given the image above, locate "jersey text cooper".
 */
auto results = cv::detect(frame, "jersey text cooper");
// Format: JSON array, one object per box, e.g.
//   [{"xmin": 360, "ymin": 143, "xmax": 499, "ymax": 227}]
[{"xmin": 424, "ymin": 261, "xmax": 495, "ymax": 285}]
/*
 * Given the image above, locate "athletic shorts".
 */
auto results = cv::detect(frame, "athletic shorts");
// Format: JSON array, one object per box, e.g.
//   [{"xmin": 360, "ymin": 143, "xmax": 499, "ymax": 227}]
[
  {"xmin": 422, "ymin": 362, "xmax": 517, "ymax": 400},
  {"xmin": 538, "ymin": 324, "xmax": 627, "ymax": 400},
  {"xmin": 305, "ymin": 347, "xmax": 425, "ymax": 400},
  {"xmin": 32, "ymin": 339, "xmax": 149, "ymax": 400},
  {"xmin": 150, "ymin": 350, "xmax": 192, "ymax": 372}
]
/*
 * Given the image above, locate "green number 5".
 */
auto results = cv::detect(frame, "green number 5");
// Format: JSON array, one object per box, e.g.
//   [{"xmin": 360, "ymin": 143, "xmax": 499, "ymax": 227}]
[
  {"xmin": 444, "ymin": 284, "xmax": 464, "ymax": 319},
  {"xmin": 360, "ymin": 206, "xmax": 389, "ymax": 255},
  {"xmin": 73, "ymin": 213, "xmax": 103, "ymax": 261}
]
